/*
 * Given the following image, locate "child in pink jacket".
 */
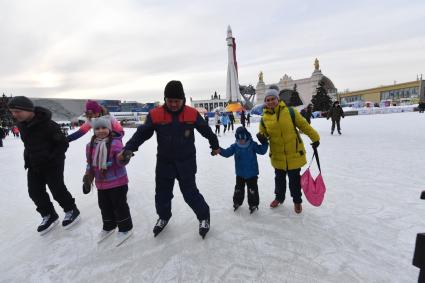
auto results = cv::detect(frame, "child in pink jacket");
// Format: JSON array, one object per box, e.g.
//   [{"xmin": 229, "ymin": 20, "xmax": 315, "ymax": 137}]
[{"xmin": 83, "ymin": 117, "xmax": 132, "ymax": 246}]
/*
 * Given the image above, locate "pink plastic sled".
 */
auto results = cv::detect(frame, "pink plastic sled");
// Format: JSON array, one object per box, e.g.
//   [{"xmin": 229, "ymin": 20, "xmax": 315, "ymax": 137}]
[{"xmin": 301, "ymin": 148, "xmax": 326, "ymax": 207}]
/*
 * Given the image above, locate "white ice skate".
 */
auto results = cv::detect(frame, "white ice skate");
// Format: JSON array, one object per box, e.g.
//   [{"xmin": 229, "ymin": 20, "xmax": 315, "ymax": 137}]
[
  {"xmin": 115, "ymin": 229, "xmax": 133, "ymax": 247},
  {"xmin": 97, "ymin": 229, "xmax": 116, "ymax": 244}
]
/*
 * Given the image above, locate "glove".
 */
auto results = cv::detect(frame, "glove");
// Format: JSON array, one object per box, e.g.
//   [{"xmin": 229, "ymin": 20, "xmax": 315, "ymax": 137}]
[
  {"xmin": 311, "ymin": 141, "xmax": 320, "ymax": 149},
  {"xmin": 210, "ymin": 147, "xmax": 220, "ymax": 156},
  {"xmin": 121, "ymin": 150, "xmax": 134, "ymax": 165},
  {"xmin": 82, "ymin": 173, "xmax": 94, "ymax": 194},
  {"xmin": 256, "ymin": 133, "xmax": 268, "ymax": 145}
]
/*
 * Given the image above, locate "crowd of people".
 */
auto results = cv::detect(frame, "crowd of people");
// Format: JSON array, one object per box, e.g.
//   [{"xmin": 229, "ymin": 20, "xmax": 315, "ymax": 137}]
[
  {"xmin": 210, "ymin": 110, "xmax": 250, "ymax": 136},
  {"xmin": 5, "ymin": 81, "xmax": 345, "ymax": 246}
]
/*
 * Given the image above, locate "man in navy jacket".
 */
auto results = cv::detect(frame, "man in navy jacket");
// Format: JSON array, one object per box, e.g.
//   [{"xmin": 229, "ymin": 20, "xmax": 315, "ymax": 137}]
[{"xmin": 119, "ymin": 80, "xmax": 219, "ymax": 239}]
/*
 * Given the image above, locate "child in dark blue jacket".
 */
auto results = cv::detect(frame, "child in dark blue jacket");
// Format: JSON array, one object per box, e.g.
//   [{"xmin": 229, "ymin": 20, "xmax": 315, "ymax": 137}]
[{"xmin": 218, "ymin": 127, "xmax": 268, "ymax": 213}]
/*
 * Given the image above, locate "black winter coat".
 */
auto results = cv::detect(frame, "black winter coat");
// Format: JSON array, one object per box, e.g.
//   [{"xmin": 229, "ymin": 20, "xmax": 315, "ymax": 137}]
[
  {"xmin": 17, "ymin": 107, "xmax": 69, "ymax": 169},
  {"xmin": 327, "ymin": 105, "xmax": 345, "ymax": 121},
  {"xmin": 300, "ymin": 108, "xmax": 313, "ymax": 124}
]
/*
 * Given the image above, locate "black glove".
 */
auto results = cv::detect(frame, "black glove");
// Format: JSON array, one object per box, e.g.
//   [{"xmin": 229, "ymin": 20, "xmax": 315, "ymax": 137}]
[
  {"xmin": 311, "ymin": 141, "xmax": 320, "ymax": 149},
  {"xmin": 121, "ymin": 150, "xmax": 134, "ymax": 165},
  {"xmin": 256, "ymin": 133, "xmax": 268, "ymax": 145},
  {"xmin": 82, "ymin": 174, "xmax": 93, "ymax": 194}
]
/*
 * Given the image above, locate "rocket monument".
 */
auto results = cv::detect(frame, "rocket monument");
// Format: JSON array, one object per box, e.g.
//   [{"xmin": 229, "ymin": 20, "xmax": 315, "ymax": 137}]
[{"xmin": 226, "ymin": 25, "xmax": 241, "ymax": 102}]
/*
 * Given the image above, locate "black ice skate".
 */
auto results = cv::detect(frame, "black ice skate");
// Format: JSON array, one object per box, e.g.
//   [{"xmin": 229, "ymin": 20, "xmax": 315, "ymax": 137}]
[
  {"xmin": 62, "ymin": 208, "xmax": 81, "ymax": 229},
  {"xmin": 199, "ymin": 219, "xmax": 210, "ymax": 239},
  {"xmin": 37, "ymin": 213, "xmax": 59, "ymax": 235},
  {"xmin": 233, "ymin": 204, "xmax": 240, "ymax": 211},
  {"xmin": 153, "ymin": 219, "xmax": 168, "ymax": 237},
  {"xmin": 249, "ymin": 206, "xmax": 258, "ymax": 214}
]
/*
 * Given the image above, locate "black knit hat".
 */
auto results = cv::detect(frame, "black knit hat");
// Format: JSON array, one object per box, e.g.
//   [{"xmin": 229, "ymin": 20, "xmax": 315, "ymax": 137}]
[
  {"xmin": 8, "ymin": 96, "xmax": 35, "ymax": 112},
  {"xmin": 164, "ymin": 80, "xmax": 185, "ymax": 99}
]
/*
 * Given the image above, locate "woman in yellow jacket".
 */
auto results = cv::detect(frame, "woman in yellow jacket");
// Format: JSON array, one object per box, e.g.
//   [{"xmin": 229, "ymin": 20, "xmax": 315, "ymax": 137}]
[{"xmin": 258, "ymin": 89, "xmax": 320, "ymax": 213}]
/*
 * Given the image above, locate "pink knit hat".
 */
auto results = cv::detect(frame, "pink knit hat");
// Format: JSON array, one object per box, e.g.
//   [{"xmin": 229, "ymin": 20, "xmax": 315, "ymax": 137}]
[{"xmin": 85, "ymin": 100, "xmax": 102, "ymax": 114}]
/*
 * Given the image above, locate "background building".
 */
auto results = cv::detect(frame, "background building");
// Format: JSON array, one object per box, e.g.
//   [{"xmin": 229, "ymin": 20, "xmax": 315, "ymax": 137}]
[
  {"xmin": 190, "ymin": 91, "xmax": 228, "ymax": 112},
  {"xmin": 338, "ymin": 79, "xmax": 424, "ymax": 106}
]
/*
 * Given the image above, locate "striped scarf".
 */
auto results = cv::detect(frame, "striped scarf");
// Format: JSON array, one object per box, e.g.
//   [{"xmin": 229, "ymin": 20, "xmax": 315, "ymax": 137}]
[{"xmin": 92, "ymin": 137, "xmax": 109, "ymax": 171}]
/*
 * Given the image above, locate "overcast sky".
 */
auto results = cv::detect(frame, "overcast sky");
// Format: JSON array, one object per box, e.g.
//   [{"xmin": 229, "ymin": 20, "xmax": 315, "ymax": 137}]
[{"xmin": 1, "ymin": 0, "xmax": 424, "ymax": 102}]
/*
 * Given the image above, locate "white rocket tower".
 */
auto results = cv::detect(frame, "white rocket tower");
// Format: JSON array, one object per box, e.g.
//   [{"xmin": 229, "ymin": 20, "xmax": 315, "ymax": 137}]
[{"xmin": 226, "ymin": 25, "xmax": 241, "ymax": 102}]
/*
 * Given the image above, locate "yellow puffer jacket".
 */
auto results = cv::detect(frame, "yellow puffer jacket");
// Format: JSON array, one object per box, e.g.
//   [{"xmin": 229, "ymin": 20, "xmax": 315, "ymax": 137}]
[{"xmin": 259, "ymin": 101, "xmax": 320, "ymax": 170}]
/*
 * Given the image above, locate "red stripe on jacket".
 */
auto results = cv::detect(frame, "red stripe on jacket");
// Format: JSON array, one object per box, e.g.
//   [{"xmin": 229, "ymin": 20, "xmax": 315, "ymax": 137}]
[{"xmin": 150, "ymin": 105, "xmax": 198, "ymax": 124}]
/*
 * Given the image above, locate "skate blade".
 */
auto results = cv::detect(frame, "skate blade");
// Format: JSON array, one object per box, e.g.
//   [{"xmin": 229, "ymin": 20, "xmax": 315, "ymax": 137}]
[
  {"xmin": 97, "ymin": 230, "xmax": 116, "ymax": 244},
  {"xmin": 39, "ymin": 220, "xmax": 59, "ymax": 236},
  {"xmin": 116, "ymin": 231, "xmax": 133, "ymax": 247},
  {"xmin": 63, "ymin": 215, "xmax": 81, "ymax": 230}
]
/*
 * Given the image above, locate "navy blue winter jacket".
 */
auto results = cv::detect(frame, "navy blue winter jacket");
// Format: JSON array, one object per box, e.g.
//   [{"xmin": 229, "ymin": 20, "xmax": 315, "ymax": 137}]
[
  {"xmin": 219, "ymin": 139, "xmax": 268, "ymax": 179},
  {"xmin": 124, "ymin": 105, "xmax": 219, "ymax": 162}
]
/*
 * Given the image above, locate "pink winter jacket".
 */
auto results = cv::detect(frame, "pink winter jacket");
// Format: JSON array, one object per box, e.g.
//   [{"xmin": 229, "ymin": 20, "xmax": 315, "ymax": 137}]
[{"xmin": 85, "ymin": 136, "xmax": 128, "ymax": 190}]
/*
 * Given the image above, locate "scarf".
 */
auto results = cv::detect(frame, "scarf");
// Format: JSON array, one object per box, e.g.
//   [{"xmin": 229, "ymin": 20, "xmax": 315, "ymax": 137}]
[
  {"xmin": 236, "ymin": 140, "xmax": 251, "ymax": 149},
  {"xmin": 92, "ymin": 137, "xmax": 109, "ymax": 171}
]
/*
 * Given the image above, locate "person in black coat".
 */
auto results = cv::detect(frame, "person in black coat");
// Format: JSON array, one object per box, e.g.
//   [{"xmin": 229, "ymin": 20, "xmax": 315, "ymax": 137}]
[
  {"xmin": 0, "ymin": 127, "xmax": 5, "ymax": 147},
  {"xmin": 327, "ymin": 101, "xmax": 345, "ymax": 135},
  {"xmin": 228, "ymin": 112, "xmax": 235, "ymax": 132},
  {"xmin": 118, "ymin": 81, "xmax": 220, "ymax": 239},
  {"xmin": 8, "ymin": 96, "xmax": 80, "ymax": 234},
  {"xmin": 300, "ymin": 104, "xmax": 313, "ymax": 124},
  {"xmin": 418, "ymin": 101, "xmax": 425, "ymax": 113},
  {"xmin": 240, "ymin": 110, "xmax": 246, "ymax": 127}
]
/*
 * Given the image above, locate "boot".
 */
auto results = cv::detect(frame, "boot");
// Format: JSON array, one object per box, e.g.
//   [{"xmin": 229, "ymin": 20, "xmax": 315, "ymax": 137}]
[
  {"xmin": 115, "ymin": 229, "xmax": 133, "ymax": 247},
  {"xmin": 62, "ymin": 208, "xmax": 81, "ymax": 229},
  {"xmin": 199, "ymin": 219, "xmax": 210, "ymax": 239},
  {"xmin": 270, "ymin": 199, "xmax": 283, "ymax": 208},
  {"xmin": 37, "ymin": 213, "xmax": 59, "ymax": 235},
  {"xmin": 97, "ymin": 228, "xmax": 116, "ymax": 244},
  {"xmin": 153, "ymin": 219, "xmax": 168, "ymax": 237},
  {"xmin": 294, "ymin": 203, "xmax": 302, "ymax": 214},
  {"xmin": 249, "ymin": 206, "xmax": 258, "ymax": 214}
]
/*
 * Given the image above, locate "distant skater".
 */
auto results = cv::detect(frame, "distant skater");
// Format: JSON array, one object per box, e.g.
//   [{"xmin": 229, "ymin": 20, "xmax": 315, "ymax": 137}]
[{"xmin": 327, "ymin": 101, "xmax": 345, "ymax": 135}]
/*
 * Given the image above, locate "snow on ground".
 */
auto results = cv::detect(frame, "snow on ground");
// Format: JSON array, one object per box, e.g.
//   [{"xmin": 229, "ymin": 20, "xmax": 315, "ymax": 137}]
[{"xmin": 1, "ymin": 112, "xmax": 425, "ymax": 283}]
